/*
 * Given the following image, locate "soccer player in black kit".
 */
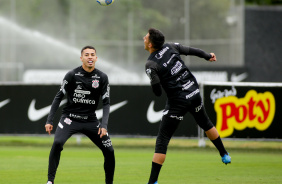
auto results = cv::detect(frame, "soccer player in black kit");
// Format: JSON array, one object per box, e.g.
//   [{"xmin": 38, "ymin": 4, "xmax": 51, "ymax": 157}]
[
  {"xmin": 143, "ymin": 28, "xmax": 231, "ymax": 184},
  {"xmin": 44, "ymin": 46, "xmax": 115, "ymax": 184}
]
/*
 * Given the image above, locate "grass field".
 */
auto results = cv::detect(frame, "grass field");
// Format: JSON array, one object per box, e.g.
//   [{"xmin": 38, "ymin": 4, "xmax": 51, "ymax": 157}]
[{"xmin": 0, "ymin": 136, "xmax": 282, "ymax": 184}]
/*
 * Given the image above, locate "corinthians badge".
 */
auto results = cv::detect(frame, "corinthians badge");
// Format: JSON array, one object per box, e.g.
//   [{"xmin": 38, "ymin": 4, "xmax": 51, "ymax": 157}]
[{"xmin": 92, "ymin": 79, "xmax": 99, "ymax": 88}]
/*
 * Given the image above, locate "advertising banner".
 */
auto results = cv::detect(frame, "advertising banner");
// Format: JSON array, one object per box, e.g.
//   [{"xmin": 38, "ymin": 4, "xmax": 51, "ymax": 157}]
[
  {"xmin": 0, "ymin": 84, "xmax": 198, "ymax": 136},
  {"xmin": 203, "ymin": 82, "xmax": 282, "ymax": 139}
]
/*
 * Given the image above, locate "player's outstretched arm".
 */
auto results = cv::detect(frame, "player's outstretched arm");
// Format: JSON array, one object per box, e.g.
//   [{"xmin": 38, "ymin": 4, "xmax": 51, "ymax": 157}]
[{"xmin": 177, "ymin": 44, "xmax": 214, "ymax": 61}]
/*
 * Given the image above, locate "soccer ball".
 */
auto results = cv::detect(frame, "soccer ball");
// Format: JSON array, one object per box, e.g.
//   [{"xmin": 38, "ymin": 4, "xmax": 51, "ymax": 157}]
[{"xmin": 97, "ymin": 0, "xmax": 114, "ymax": 6}]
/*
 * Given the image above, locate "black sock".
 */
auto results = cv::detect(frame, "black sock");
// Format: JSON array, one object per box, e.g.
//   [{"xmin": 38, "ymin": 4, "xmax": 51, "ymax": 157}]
[
  {"xmin": 211, "ymin": 136, "xmax": 228, "ymax": 157},
  {"xmin": 148, "ymin": 162, "xmax": 162, "ymax": 184}
]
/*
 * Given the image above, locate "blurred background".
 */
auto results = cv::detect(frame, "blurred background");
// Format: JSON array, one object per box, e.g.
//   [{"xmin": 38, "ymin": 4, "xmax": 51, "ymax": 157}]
[
  {"xmin": 0, "ymin": 0, "xmax": 245, "ymax": 84},
  {"xmin": 0, "ymin": 0, "xmax": 281, "ymax": 84},
  {"xmin": 1, "ymin": 4, "xmax": 282, "ymax": 183},
  {"xmin": 0, "ymin": 0, "xmax": 282, "ymax": 138}
]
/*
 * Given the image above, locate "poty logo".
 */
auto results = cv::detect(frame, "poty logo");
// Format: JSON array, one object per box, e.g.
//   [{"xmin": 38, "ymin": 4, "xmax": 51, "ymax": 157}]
[{"xmin": 214, "ymin": 90, "xmax": 275, "ymax": 138}]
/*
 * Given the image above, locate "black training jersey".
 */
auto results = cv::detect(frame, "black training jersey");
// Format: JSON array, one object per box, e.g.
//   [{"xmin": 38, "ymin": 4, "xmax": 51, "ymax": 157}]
[
  {"xmin": 46, "ymin": 66, "xmax": 110, "ymax": 127},
  {"xmin": 145, "ymin": 43, "xmax": 211, "ymax": 100}
]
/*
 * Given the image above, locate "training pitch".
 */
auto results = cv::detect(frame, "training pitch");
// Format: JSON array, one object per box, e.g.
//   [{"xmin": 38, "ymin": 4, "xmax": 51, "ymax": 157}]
[{"xmin": 0, "ymin": 136, "xmax": 281, "ymax": 184}]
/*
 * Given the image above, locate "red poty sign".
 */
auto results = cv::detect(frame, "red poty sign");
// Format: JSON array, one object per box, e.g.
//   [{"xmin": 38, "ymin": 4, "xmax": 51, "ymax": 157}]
[
  {"xmin": 203, "ymin": 82, "xmax": 281, "ymax": 139},
  {"xmin": 214, "ymin": 90, "xmax": 275, "ymax": 138}
]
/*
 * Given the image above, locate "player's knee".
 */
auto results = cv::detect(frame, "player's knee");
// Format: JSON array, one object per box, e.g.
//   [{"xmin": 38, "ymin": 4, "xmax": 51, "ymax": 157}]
[
  {"xmin": 155, "ymin": 137, "xmax": 170, "ymax": 154},
  {"xmin": 104, "ymin": 149, "xmax": 115, "ymax": 163},
  {"xmin": 198, "ymin": 120, "xmax": 214, "ymax": 131},
  {"xmin": 52, "ymin": 139, "xmax": 64, "ymax": 151},
  {"xmin": 155, "ymin": 145, "xmax": 168, "ymax": 154},
  {"xmin": 155, "ymin": 148, "xmax": 168, "ymax": 154},
  {"xmin": 108, "ymin": 147, "xmax": 115, "ymax": 155},
  {"xmin": 103, "ymin": 146, "xmax": 115, "ymax": 156}
]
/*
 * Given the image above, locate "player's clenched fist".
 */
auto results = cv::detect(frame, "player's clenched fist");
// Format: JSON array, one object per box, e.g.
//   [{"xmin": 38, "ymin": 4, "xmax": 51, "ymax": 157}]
[{"xmin": 209, "ymin": 53, "xmax": 217, "ymax": 62}]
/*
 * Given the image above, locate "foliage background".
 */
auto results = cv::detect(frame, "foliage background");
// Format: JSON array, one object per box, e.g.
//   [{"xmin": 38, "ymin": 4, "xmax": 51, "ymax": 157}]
[{"xmin": 0, "ymin": 0, "xmax": 245, "ymax": 83}]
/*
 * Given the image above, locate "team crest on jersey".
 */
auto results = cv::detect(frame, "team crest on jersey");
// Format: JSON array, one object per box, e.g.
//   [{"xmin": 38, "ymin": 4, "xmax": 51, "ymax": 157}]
[
  {"xmin": 64, "ymin": 118, "xmax": 72, "ymax": 125},
  {"xmin": 92, "ymin": 80, "xmax": 99, "ymax": 88}
]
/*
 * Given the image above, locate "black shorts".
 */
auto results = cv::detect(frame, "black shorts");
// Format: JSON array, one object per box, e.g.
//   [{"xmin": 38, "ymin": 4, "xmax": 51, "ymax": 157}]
[
  {"xmin": 164, "ymin": 93, "xmax": 213, "ymax": 131},
  {"xmin": 155, "ymin": 93, "xmax": 214, "ymax": 154},
  {"xmin": 53, "ymin": 114, "xmax": 114, "ymax": 151}
]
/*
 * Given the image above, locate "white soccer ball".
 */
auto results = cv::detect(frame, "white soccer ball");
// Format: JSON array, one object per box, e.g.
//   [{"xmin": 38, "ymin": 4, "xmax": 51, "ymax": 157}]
[{"xmin": 97, "ymin": 0, "xmax": 114, "ymax": 6}]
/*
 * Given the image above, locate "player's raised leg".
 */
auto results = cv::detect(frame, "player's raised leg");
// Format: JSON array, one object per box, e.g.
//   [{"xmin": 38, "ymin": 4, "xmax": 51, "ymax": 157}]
[
  {"xmin": 194, "ymin": 107, "xmax": 231, "ymax": 164},
  {"xmin": 206, "ymin": 127, "xmax": 231, "ymax": 164}
]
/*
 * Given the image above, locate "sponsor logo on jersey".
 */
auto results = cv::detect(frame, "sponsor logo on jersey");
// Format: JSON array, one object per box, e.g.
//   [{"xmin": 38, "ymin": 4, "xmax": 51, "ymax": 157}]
[
  {"xmin": 146, "ymin": 68, "xmax": 152, "ymax": 80},
  {"xmin": 155, "ymin": 46, "xmax": 169, "ymax": 59},
  {"xmin": 92, "ymin": 80, "xmax": 99, "ymax": 88},
  {"xmin": 171, "ymin": 61, "xmax": 182, "ymax": 75},
  {"xmin": 74, "ymin": 89, "xmax": 90, "ymax": 94},
  {"xmin": 92, "ymin": 74, "xmax": 100, "ymax": 78},
  {"xmin": 176, "ymin": 70, "xmax": 189, "ymax": 81},
  {"xmin": 60, "ymin": 80, "xmax": 68, "ymax": 94},
  {"xmin": 195, "ymin": 101, "xmax": 203, "ymax": 112},
  {"xmin": 163, "ymin": 54, "xmax": 175, "ymax": 67},
  {"xmin": 102, "ymin": 84, "xmax": 110, "ymax": 99},
  {"xmin": 182, "ymin": 80, "xmax": 194, "ymax": 91},
  {"xmin": 186, "ymin": 89, "xmax": 200, "ymax": 99},
  {"xmin": 75, "ymin": 72, "xmax": 84, "ymax": 76},
  {"xmin": 69, "ymin": 113, "xmax": 88, "ymax": 120},
  {"xmin": 146, "ymin": 68, "xmax": 151, "ymax": 75},
  {"xmin": 97, "ymin": 122, "xmax": 101, "ymax": 128},
  {"xmin": 73, "ymin": 97, "xmax": 95, "ymax": 104},
  {"xmin": 76, "ymin": 85, "xmax": 82, "ymax": 90},
  {"xmin": 73, "ymin": 88, "xmax": 94, "ymax": 104},
  {"xmin": 214, "ymin": 90, "xmax": 275, "ymax": 138}
]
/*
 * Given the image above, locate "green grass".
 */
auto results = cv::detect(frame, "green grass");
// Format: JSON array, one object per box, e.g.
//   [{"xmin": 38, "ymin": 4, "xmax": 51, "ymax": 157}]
[{"xmin": 0, "ymin": 136, "xmax": 282, "ymax": 184}]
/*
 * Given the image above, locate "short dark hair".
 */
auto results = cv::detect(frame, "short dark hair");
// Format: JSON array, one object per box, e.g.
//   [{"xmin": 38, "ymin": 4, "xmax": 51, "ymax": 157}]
[
  {"xmin": 81, "ymin": 46, "xmax": 96, "ymax": 55},
  {"xmin": 148, "ymin": 28, "xmax": 165, "ymax": 50}
]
